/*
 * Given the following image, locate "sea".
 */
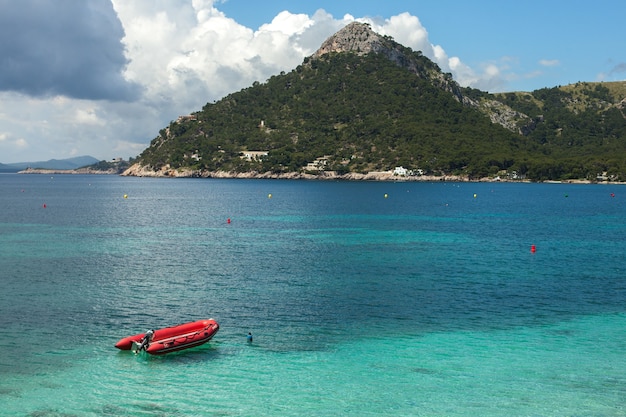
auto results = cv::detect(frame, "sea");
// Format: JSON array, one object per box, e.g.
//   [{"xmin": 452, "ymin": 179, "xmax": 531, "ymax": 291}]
[{"xmin": 0, "ymin": 174, "xmax": 624, "ymax": 417}]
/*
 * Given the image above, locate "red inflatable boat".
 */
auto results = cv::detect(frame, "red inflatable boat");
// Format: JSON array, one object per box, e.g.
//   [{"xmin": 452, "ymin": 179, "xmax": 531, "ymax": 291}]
[{"xmin": 115, "ymin": 319, "xmax": 219, "ymax": 355}]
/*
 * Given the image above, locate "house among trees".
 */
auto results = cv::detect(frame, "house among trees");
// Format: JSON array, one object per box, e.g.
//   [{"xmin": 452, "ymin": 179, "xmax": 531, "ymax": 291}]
[
  {"xmin": 176, "ymin": 114, "xmax": 197, "ymax": 123},
  {"xmin": 393, "ymin": 166, "xmax": 408, "ymax": 176},
  {"xmin": 241, "ymin": 151, "xmax": 268, "ymax": 161}
]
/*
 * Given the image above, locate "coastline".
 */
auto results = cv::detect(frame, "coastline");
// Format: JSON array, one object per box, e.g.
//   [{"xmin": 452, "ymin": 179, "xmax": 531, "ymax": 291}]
[
  {"xmin": 17, "ymin": 165, "xmax": 624, "ymax": 184},
  {"xmin": 18, "ymin": 167, "xmax": 123, "ymax": 175},
  {"xmin": 120, "ymin": 164, "xmax": 474, "ymax": 182}
]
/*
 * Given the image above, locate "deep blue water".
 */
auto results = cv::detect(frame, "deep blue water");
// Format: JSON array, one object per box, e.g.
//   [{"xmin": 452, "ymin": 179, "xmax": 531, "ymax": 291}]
[{"xmin": 1, "ymin": 174, "xmax": 625, "ymax": 416}]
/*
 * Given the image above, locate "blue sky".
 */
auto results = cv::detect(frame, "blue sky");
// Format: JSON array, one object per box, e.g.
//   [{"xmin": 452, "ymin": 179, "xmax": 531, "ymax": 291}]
[{"xmin": 0, "ymin": 0, "xmax": 624, "ymax": 163}]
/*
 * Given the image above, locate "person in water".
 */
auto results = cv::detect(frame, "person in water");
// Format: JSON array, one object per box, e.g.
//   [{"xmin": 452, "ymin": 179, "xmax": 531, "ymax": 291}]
[
  {"xmin": 247, "ymin": 332, "xmax": 253, "ymax": 343},
  {"xmin": 137, "ymin": 329, "xmax": 155, "ymax": 352}
]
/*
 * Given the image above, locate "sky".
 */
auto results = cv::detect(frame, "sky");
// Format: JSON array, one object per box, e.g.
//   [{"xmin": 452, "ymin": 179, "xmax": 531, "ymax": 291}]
[{"xmin": 0, "ymin": 0, "xmax": 624, "ymax": 164}]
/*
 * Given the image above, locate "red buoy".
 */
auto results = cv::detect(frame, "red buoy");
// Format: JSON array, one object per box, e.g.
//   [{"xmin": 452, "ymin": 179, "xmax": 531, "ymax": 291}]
[
  {"xmin": 227, "ymin": 218, "xmax": 231, "ymax": 224},
  {"xmin": 530, "ymin": 244, "xmax": 536, "ymax": 253},
  {"xmin": 43, "ymin": 203, "xmax": 47, "ymax": 208}
]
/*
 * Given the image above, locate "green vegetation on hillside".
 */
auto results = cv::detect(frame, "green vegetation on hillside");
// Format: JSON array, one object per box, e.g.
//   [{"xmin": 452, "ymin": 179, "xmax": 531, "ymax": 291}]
[
  {"xmin": 495, "ymin": 82, "xmax": 626, "ymax": 180},
  {"xmin": 135, "ymin": 49, "xmax": 626, "ymax": 181}
]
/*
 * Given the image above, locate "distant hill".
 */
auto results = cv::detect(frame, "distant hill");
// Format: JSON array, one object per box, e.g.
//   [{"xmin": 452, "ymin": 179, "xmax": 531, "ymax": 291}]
[
  {"xmin": 125, "ymin": 22, "xmax": 626, "ymax": 182},
  {"xmin": 0, "ymin": 156, "xmax": 100, "ymax": 172}
]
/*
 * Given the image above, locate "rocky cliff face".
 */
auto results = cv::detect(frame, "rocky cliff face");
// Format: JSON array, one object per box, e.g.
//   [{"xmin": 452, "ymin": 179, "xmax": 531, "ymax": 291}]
[{"xmin": 312, "ymin": 22, "xmax": 390, "ymax": 58}]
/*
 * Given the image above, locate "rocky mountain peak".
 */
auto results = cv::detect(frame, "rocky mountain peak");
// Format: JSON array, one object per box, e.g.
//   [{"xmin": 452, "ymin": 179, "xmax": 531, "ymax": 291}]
[
  {"xmin": 312, "ymin": 22, "xmax": 466, "ymax": 105},
  {"xmin": 312, "ymin": 22, "xmax": 388, "ymax": 58}
]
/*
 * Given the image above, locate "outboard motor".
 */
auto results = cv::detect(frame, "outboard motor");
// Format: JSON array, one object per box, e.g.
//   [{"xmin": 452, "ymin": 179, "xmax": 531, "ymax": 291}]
[{"xmin": 135, "ymin": 329, "xmax": 155, "ymax": 353}]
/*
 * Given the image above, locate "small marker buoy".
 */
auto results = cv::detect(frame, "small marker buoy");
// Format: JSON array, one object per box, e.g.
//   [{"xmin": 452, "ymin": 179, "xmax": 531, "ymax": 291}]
[
  {"xmin": 384, "ymin": 194, "xmax": 388, "ymax": 199},
  {"xmin": 227, "ymin": 218, "xmax": 231, "ymax": 224},
  {"xmin": 43, "ymin": 203, "xmax": 47, "ymax": 208},
  {"xmin": 268, "ymin": 193, "xmax": 272, "ymax": 199},
  {"xmin": 473, "ymin": 193, "xmax": 477, "ymax": 198},
  {"xmin": 530, "ymin": 244, "xmax": 536, "ymax": 253},
  {"xmin": 610, "ymin": 193, "xmax": 615, "ymax": 198},
  {"xmin": 123, "ymin": 194, "xmax": 128, "ymax": 199}
]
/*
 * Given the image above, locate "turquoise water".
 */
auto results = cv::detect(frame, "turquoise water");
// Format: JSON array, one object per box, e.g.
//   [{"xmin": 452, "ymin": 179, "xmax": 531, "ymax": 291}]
[{"xmin": 1, "ymin": 175, "xmax": 625, "ymax": 416}]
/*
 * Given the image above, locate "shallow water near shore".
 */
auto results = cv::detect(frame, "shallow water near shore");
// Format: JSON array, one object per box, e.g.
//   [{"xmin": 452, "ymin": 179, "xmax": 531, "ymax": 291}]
[{"xmin": 1, "ymin": 174, "xmax": 625, "ymax": 416}]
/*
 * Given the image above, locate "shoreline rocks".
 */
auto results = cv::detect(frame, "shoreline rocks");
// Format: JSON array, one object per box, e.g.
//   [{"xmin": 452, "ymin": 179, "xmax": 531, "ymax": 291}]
[
  {"xmin": 120, "ymin": 163, "xmax": 472, "ymax": 181},
  {"xmin": 18, "ymin": 167, "xmax": 121, "ymax": 175},
  {"xmin": 18, "ymin": 164, "xmax": 624, "ymax": 184}
]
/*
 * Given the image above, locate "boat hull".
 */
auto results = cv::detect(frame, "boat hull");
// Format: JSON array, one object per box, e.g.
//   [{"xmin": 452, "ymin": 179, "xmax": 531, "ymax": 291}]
[{"xmin": 115, "ymin": 319, "xmax": 219, "ymax": 355}]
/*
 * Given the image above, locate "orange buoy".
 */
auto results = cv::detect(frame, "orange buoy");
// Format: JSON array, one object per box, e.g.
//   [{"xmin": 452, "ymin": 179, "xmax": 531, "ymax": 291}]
[{"xmin": 530, "ymin": 244, "xmax": 536, "ymax": 253}]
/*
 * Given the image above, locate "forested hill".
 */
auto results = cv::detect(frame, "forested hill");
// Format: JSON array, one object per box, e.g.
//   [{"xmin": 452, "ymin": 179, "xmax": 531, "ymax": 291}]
[{"xmin": 127, "ymin": 22, "xmax": 626, "ymax": 181}]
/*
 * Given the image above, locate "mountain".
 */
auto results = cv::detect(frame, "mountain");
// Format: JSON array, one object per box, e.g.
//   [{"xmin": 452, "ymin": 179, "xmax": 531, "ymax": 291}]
[
  {"xmin": 125, "ymin": 22, "xmax": 626, "ymax": 181},
  {"xmin": 0, "ymin": 156, "xmax": 100, "ymax": 172}
]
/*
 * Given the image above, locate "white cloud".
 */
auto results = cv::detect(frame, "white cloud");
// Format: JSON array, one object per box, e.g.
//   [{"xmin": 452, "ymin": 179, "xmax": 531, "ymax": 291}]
[
  {"xmin": 375, "ymin": 13, "xmax": 434, "ymax": 57},
  {"xmin": 259, "ymin": 11, "xmax": 314, "ymax": 35},
  {"xmin": 0, "ymin": 130, "xmax": 28, "ymax": 162},
  {"xmin": 539, "ymin": 59, "xmax": 560, "ymax": 67},
  {"xmin": 73, "ymin": 108, "xmax": 105, "ymax": 126}
]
